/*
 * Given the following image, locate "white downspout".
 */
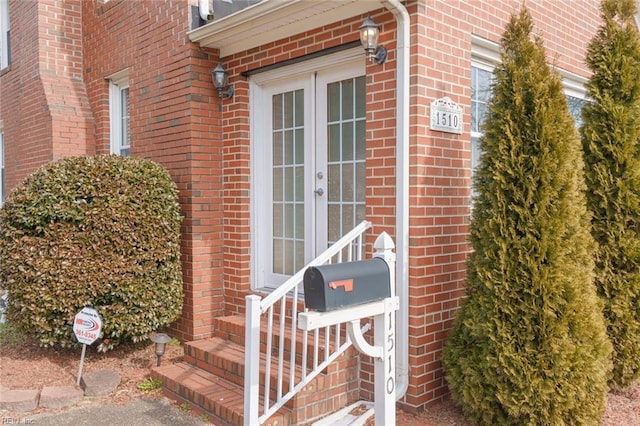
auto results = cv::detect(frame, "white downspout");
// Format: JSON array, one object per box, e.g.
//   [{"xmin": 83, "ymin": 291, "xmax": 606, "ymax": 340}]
[
  {"xmin": 381, "ymin": 0, "xmax": 410, "ymax": 401},
  {"xmin": 198, "ymin": 0, "xmax": 214, "ymax": 21}
]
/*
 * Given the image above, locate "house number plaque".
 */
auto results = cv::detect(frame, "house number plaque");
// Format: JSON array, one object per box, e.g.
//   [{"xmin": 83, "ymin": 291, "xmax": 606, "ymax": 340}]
[{"xmin": 430, "ymin": 96, "xmax": 463, "ymax": 134}]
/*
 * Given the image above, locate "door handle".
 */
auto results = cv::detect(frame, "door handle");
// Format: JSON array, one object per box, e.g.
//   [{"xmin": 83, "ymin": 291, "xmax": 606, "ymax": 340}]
[{"xmin": 314, "ymin": 187, "xmax": 324, "ymax": 196}]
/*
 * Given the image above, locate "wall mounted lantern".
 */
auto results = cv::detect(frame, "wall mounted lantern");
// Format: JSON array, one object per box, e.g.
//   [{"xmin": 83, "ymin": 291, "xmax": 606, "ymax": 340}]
[
  {"xmin": 212, "ymin": 63, "xmax": 234, "ymax": 99},
  {"xmin": 150, "ymin": 332, "xmax": 172, "ymax": 367},
  {"xmin": 359, "ymin": 17, "xmax": 387, "ymax": 65}
]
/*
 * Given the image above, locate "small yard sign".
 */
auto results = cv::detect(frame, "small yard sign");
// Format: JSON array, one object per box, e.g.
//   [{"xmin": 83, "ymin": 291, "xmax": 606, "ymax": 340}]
[
  {"xmin": 73, "ymin": 307, "xmax": 102, "ymax": 385},
  {"xmin": 73, "ymin": 307, "xmax": 102, "ymax": 345},
  {"xmin": 430, "ymin": 96, "xmax": 463, "ymax": 134}
]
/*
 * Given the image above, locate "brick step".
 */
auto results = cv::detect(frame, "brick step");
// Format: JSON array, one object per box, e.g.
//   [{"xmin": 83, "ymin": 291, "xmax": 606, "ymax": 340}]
[
  {"xmin": 152, "ymin": 362, "xmax": 291, "ymax": 426},
  {"xmin": 155, "ymin": 314, "xmax": 361, "ymax": 425},
  {"xmin": 183, "ymin": 336, "xmax": 326, "ymax": 397},
  {"xmin": 213, "ymin": 315, "xmax": 344, "ymax": 369}
]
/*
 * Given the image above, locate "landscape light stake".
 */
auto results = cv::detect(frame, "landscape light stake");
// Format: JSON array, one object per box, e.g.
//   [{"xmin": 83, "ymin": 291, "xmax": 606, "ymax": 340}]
[{"xmin": 150, "ymin": 333, "xmax": 172, "ymax": 367}]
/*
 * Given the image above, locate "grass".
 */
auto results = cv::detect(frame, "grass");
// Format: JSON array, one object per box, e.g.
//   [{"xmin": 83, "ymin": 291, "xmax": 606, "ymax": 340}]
[{"xmin": 136, "ymin": 377, "xmax": 163, "ymax": 392}]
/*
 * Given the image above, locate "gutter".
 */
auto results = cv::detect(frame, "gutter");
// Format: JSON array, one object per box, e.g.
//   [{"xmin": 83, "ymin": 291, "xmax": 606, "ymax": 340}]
[{"xmin": 380, "ymin": 0, "xmax": 410, "ymax": 402}]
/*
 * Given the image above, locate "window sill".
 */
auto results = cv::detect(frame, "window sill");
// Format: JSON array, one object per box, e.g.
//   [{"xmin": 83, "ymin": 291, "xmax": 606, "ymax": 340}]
[{"xmin": 0, "ymin": 65, "xmax": 11, "ymax": 77}]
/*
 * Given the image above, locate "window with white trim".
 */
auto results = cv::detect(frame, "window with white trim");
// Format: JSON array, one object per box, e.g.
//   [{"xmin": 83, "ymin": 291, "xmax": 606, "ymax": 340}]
[
  {"xmin": 470, "ymin": 62, "xmax": 494, "ymax": 174},
  {"xmin": 471, "ymin": 36, "xmax": 500, "ymax": 179},
  {"xmin": 0, "ymin": 0, "xmax": 9, "ymax": 69},
  {"xmin": 470, "ymin": 37, "xmax": 589, "ymax": 182},
  {"xmin": 108, "ymin": 70, "xmax": 130, "ymax": 156}
]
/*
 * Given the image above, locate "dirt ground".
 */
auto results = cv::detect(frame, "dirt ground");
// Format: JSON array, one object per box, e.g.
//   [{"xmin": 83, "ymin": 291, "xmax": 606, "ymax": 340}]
[
  {"xmin": 1, "ymin": 336, "xmax": 639, "ymax": 425},
  {"xmin": 0, "ymin": 337, "xmax": 183, "ymax": 409}
]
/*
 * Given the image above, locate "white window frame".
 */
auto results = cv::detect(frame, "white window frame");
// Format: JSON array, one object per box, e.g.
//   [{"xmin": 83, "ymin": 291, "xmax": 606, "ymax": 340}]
[
  {"xmin": 470, "ymin": 35, "xmax": 590, "ymax": 204},
  {"xmin": 471, "ymin": 36, "xmax": 500, "ymax": 177},
  {"xmin": 470, "ymin": 36, "xmax": 590, "ymax": 154},
  {"xmin": 108, "ymin": 69, "xmax": 130, "ymax": 155},
  {"xmin": 0, "ymin": 0, "xmax": 9, "ymax": 69},
  {"xmin": 560, "ymin": 69, "xmax": 590, "ymax": 129},
  {"xmin": 470, "ymin": 60, "xmax": 495, "ymax": 174}
]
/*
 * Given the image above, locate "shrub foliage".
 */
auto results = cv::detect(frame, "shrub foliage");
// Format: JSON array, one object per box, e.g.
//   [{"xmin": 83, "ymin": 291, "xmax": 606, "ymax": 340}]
[
  {"xmin": 0, "ymin": 155, "xmax": 183, "ymax": 350},
  {"xmin": 581, "ymin": 0, "xmax": 640, "ymax": 388},
  {"xmin": 442, "ymin": 7, "xmax": 612, "ymax": 425}
]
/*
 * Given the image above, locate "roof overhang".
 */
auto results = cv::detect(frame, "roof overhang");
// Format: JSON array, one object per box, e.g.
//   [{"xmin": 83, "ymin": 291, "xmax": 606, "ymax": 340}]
[{"xmin": 188, "ymin": 0, "xmax": 386, "ymax": 57}]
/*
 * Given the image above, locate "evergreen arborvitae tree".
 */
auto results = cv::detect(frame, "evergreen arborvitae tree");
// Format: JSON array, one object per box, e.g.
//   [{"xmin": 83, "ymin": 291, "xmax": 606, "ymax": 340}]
[
  {"xmin": 581, "ymin": 0, "xmax": 640, "ymax": 388},
  {"xmin": 442, "ymin": 7, "xmax": 612, "ymax": 425}
]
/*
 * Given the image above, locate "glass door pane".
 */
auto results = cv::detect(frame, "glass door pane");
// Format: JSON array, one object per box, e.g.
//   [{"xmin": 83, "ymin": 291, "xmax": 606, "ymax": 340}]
[
  {"xmin": 272, "ymin": 89, "xmax": 305, "ymax": 275},
  {"xmin": 326, "ymin": 76, "xmax": 366, "ymax": 247}
]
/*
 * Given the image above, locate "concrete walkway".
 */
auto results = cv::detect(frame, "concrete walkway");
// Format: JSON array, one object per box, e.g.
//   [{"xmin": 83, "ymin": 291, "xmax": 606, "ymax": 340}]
[
  {"xmin": 0, "ymin": 370, "xmax": 122, "ymax": 413},
  {"xmin": 1, "ymin": 369, "xmax": 210, "ymax": 425},
  {"xmin": 19, "ymin": 398, "xmax": 209, "ymax": 426}
]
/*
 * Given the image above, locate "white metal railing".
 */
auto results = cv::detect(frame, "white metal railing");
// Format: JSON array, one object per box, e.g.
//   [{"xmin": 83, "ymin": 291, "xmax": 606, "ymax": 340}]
[{"xmin": 244, "ymin": 220, "xmax": 373, "ymax": 425}]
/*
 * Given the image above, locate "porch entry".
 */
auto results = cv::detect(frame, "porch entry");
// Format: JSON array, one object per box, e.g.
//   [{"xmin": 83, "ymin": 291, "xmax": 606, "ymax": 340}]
[{"xmin": 252, "ymin": 52, "xmax": 366, "ymax": 290}]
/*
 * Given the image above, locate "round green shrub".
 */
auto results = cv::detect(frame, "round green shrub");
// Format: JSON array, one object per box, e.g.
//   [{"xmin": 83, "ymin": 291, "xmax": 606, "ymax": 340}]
[{"xmin": 0, "ymin": 155, "xmax": 183, "ymax": 350}]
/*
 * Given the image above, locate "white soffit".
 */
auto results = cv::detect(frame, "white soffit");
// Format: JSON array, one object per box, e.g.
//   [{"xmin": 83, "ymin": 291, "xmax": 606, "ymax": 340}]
[{"xmin": 188, "ymin": 0, "xmax": 384, "ymax": 57}]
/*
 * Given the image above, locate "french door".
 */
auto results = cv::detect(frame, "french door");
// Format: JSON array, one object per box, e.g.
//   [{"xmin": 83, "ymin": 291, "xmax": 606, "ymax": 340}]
[{"xmin": 252, "ymin": 53, "xmax": 366, "ymax": 290}]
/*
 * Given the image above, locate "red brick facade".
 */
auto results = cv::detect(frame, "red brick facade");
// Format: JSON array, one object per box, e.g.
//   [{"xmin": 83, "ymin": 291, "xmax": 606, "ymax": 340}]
[
  {"xmin": 0, "ymin": 0, "xmax": 602, "ymax": 414},
  {"xmin": 0, "ymin": 0, "xmax": 93, "ymax": 188}
]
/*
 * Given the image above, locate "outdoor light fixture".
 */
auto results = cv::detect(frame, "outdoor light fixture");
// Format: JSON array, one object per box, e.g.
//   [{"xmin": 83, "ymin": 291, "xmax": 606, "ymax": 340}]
[
  {"xmin": 150, "ymin": 333, "xmax": 172, "ymax": 367},
  {"xmin": 212, "ymin": 63, "xmax": 234, "ymax": 99},
  {"xmin": 359, "ymin": 16, "xmax": 387, "ymax": 65}
]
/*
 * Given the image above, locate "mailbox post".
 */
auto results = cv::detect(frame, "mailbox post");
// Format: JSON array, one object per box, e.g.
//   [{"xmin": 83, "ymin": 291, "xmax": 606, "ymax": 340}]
[
  {"xmin": 374, "ymin": 232, "xmax": 396, "ymax": 426},
  {"xmin": 299, "ymin": 232, "xmax": 397, "ymax": 425}
]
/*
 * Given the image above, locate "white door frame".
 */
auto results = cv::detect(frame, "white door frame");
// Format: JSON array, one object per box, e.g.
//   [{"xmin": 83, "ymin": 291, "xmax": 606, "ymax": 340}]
[{"xmin": 249, "ymin": 48, "xmax": 364, "ymax": 291}]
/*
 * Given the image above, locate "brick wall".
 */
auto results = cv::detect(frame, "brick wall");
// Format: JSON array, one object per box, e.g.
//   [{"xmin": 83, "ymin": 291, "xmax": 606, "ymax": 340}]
[
  {"xmin": 221, "ymin": 14, "xmax": 372, "ymax": 313},
  {"xmin": 405, "ymin": 0, "xmax": 601, "ymax": 412},
  {"xmin": 1, "ymin": 0, "xmax": 603, "ymax": 412},
  {"xmin": 1, "ymin": 0, "xmax": 47, "ymax": 191},
  {"xmin": 38, "ymin": 0, "xmax": 94, "ymax": 161},
  {"xmin": 0, "ymin": 0, "xmax": 92, "ymax": 190},
  {"xmin": 219, "ymin": 13, "xmax": 401, "ymax": 407},
  {"xmin": 211, "ymin": 0, "xmax": 601, "ymax": 411},
  {"xmin": 359, "ymin": 8, "xmax": 400, "ymax": 404},
  {"xmin": 82, "ymin": 0, "xmax": 225, "ymax": 341}
]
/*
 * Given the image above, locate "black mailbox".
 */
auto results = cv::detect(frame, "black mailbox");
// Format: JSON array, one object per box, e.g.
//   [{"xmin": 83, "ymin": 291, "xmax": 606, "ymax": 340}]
[{"xmin": 303, "ymin": 257, "xmax": 391, "ymax": 312}]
